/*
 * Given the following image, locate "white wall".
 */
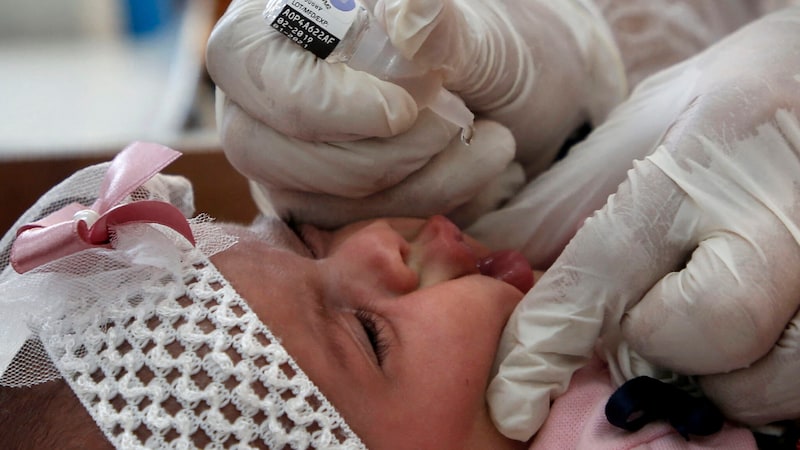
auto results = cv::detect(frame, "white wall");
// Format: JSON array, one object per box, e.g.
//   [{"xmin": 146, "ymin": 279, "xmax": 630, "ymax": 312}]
[
  {"xmin": 0, "ymin": 0, "xmax": 217, "ymax": 159},
  {"xmin": 0, "ymin": 0, "xmax": 122, "ymax": 40}
]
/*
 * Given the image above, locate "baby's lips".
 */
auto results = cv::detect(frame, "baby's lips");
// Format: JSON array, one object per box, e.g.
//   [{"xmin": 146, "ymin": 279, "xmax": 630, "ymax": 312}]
[{"xmin": 477, "ymin": 249, "xmax": 534, "ymax": 293}]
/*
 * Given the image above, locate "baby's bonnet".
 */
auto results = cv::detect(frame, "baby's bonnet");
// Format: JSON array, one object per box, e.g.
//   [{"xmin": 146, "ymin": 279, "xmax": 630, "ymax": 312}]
[{"xmin": 0, "ymin": 142, "xmax": 364, "ymax": 449}]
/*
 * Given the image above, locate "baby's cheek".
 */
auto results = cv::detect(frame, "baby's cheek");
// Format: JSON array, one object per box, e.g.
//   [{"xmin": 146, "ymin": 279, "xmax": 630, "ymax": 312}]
[{"xmin": 442, "ymin": 277, "xmax": 523, "ymax": 347}]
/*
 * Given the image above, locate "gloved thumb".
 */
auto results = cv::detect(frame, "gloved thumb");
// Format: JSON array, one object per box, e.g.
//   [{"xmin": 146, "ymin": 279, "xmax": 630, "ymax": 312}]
[
  {"xmin": 467, "ymin": 64, "xmax": 704, "ymax": 269},
  {"xmin": 366, "ymin": 0, "xmax": 472, "ymax": 73},
  {"xmin": 488, "ymin": 158, "xmax": 693, "ymax": 441}
]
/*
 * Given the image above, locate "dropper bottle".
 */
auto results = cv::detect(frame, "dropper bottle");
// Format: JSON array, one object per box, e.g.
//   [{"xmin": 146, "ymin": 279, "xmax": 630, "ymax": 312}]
[{"xmin": 264, "ymin": 0, "xmax": 474, "ymax": 143}]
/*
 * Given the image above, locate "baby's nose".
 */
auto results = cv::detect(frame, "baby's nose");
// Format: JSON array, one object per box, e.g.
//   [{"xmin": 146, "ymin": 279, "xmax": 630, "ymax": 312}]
[
  {"xmin": 347, "ymin": 223, "xmax": 419, "ymax": 295},
  {"xmin": 408, "ymin": 216, "xmax": 480, "ymax": 287}
]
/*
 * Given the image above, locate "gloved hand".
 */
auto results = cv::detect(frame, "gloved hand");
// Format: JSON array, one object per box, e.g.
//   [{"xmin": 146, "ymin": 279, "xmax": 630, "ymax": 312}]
[
  {"xmin": 465, "ymin": 60, "xmax": 705, "ymax": 270},
  {"xmin": 206, "ymin": 0, "xmax": 627, "ymax": 228},
  {"xmin": 485, "ymin": 8, "xmax": 800, "ymax": 441},
  {"xmin": 468, "ymin": 0, "xmax": 771, "ymax": 268}
]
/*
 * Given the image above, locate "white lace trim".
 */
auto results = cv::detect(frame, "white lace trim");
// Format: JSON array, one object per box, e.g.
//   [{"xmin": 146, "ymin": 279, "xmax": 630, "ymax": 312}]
[{"xmin": 45, "ymin": 245, "xmax": 363, "ymax": 449}]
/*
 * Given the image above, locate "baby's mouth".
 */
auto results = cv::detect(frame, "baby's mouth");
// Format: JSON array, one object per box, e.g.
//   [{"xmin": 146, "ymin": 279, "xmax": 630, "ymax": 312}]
[{"xmin": 477, "ymin": 250, "xmax": 534, "ymax": 293}]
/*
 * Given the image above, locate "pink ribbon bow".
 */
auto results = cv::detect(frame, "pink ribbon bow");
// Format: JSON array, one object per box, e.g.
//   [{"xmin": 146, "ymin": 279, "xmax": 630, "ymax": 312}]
[{"xmin": 10, "ymin": 142, "xmax": 195, "ymax": 274}]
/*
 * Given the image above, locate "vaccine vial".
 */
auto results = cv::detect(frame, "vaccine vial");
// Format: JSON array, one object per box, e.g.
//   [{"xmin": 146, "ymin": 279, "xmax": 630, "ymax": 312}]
[{"xmin": 264, "ymin": 0, "xmax": 474, "ymax": 143}]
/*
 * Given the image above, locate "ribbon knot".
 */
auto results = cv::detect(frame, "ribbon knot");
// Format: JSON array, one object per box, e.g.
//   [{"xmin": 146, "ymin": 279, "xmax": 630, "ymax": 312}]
[{"xmin": 10, "ymin": 142, "xmax": 196, "ymax": 274}]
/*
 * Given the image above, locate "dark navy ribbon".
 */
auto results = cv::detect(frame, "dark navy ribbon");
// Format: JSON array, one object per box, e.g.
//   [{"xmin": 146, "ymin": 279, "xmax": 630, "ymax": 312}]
[{"xmin": 605, "ymin": 376, "xmax": 724, "ymax": 440}]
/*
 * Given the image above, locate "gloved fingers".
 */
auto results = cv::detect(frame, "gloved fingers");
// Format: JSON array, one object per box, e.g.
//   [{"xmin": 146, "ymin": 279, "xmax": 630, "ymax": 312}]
[
  {"xmin": 619, "ymin": 97, "xmax": 800, "ymax": 376},
  {"xmin": 217, "ymin": 90, "xmax": 455, "ymax": 198},
  {"xmin": 206, "ymin": 0, "xmax": 419, "ymax": 141},
  {"xmin": 368, "ymin": 0, "xmax": 471, "ymax": 72},
  {"xmin": 618, "ymin": 43, "xmax": 800, "ymax": 373},
  {"xmin": 484, "ymin": 66, "xmax": 707, "ymax": 436},
  {"xmin": 466, "ymin": 63, "xmax": 703, "ymax": 269},
  {"xmin": 369, "ymin": 0, "xmax": 528, "ymax": 91},
  {"xmin": 490, "ymin": 10, "xmax": 800, "ymax": 440},
  {"xmin": 367, "ymin": 0, "xmax": 630, "ymax": 179},
  {"xmin": 698, "ymin": 309, "xmax": 800, "ymax": 426},
  {"xmin": 262, "ymin": 119, "xmax": 516, "ymax": 228},
  {"xmin": 622, "ymin": 225, "xmax": 800, "ymax": 376},
  {"xmin": 488, "ymin": 159, "xmax": 693, "ymax": 441}
]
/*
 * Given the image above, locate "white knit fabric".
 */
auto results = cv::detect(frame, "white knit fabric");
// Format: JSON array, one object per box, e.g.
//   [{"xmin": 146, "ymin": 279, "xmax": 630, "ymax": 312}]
[{"xmin": 0, "ymin": 157, "xmax": 365, "ymax": 449}]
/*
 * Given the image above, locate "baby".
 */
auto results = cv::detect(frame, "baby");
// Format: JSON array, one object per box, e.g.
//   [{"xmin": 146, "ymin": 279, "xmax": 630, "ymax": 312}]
[
  {"xmin": 0, "ymin": 143, "xmax": 757, "ymax": 449},
  {"xmin": 0, "ymin": 143, "xmax": 529, "ymax": 449}
]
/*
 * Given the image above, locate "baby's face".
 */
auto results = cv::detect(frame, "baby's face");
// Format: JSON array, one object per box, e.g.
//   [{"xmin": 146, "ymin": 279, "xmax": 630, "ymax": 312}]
[{"xmin": 212, "ymin": 216, "xmax": 531, "ymax": 449}]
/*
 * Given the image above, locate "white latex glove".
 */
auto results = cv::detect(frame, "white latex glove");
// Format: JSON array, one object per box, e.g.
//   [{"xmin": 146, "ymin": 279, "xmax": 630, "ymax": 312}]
[
  {"xmin": 466, "ymin": 62, "xmax": 704, "ymax": 269},
  {"xmin": 242, "ymin": 117, "xmax": 525, "ymax": 228},
  {"xmin": 469, "ymin": 0, "xmax": 777, "ymax": 268},
  {"xmin": 486, "ymin": 8, "xmax": 800, "ymax": 441},
  {"xmin": 369, "ymin": 0, "xmax": 627, "ymax": 176},
  {"xmin": 206, "ymin": 0, "xmax": 627, "ymax": 228}
]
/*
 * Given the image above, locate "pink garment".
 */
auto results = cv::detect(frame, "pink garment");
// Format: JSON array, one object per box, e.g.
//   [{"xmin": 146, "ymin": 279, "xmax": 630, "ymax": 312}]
[{"xmin": 529, "ymin": 356, "xmax": 756, "ymax": 449}]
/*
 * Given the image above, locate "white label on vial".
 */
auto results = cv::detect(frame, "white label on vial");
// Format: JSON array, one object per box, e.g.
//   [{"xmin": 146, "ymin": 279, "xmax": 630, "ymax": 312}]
[{"xmin": 266, "ymin": 0, "xmax": 358, "ymax": 59}]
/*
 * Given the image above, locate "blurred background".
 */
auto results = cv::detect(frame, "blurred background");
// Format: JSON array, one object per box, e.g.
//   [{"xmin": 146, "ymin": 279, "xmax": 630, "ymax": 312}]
[{"xmin": 0, "ymin": 0, "xmax": 259, "ymax": 232}]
